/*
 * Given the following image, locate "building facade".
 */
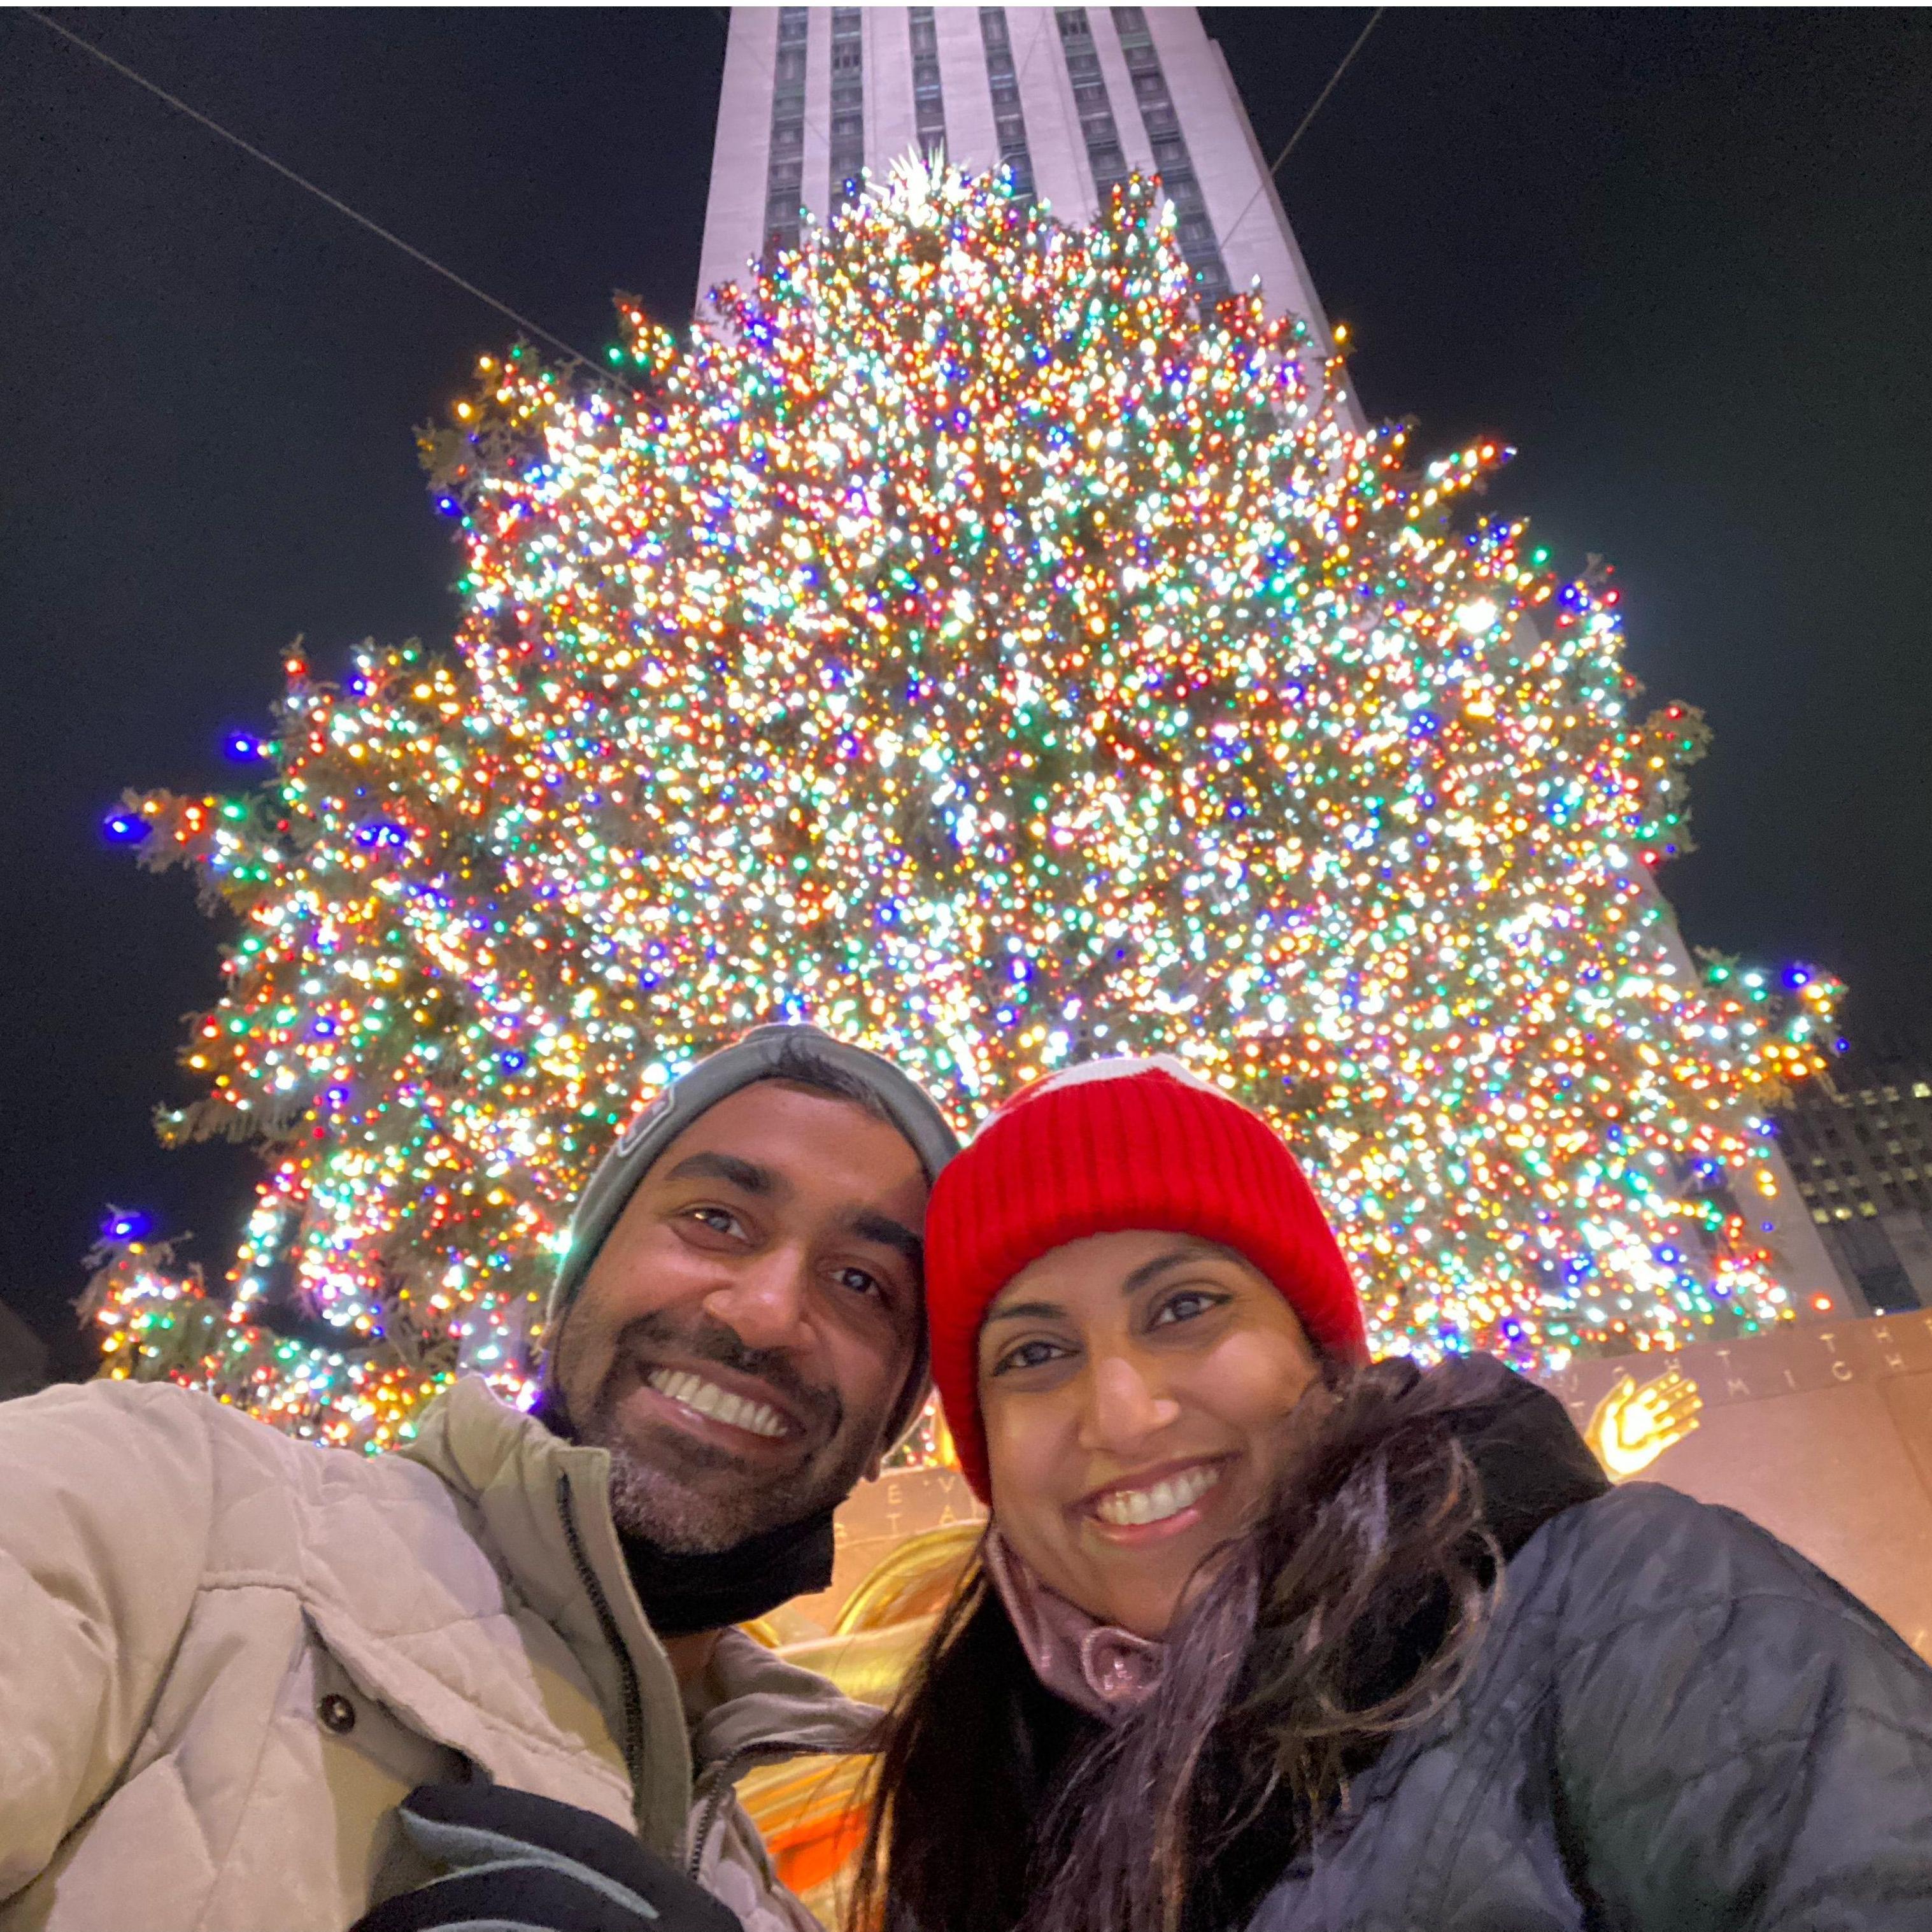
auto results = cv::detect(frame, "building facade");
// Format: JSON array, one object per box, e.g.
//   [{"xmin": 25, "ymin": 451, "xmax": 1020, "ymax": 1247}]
[
  {"xmin": 697, "ymin": 4, "xmax": 1344, "ymax": 376},
  {"xmin": 1777, "ymin": 1042, "xmax": 1932, "ymax": 1314}
]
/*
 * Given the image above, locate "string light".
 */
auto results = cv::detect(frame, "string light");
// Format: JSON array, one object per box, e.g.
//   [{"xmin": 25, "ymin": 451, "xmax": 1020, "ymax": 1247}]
[{"xmin": 86, "ymin": 160, "xmax": 1837, "ymax": 1451}]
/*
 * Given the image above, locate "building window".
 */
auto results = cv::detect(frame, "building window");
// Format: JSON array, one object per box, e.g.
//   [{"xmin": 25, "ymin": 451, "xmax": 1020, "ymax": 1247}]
[
  {"xmin": 1109, "ymin": 5, "xmax": 1232, "ymax": 302},
  {"xmin": 978, "ymin": 9, "xmax": 1037, "ymax": 201},
  {"xmin": 1859, "ymin": 1263, "xmax": 1922, "ymax": 1313},
  {"xmin": 763, "ymin": 8, "xmax": 811, "ymax": 259},
  {"xmin": 908, "ymin": 6, "xmax": 948, "ymax": 159},
  {"xmin": 829, "ymin": 8, "xmax": 866, "ymax": 212},
  {"xmin": 1053, "ymin": 10, "xmax": 1130, "ymax": 200}
]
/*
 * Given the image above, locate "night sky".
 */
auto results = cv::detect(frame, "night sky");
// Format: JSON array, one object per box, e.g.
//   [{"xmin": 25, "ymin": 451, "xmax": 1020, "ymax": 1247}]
[{"xmin": 5, "ymin": 8, "xmax": 1929, "ymax": 1375}]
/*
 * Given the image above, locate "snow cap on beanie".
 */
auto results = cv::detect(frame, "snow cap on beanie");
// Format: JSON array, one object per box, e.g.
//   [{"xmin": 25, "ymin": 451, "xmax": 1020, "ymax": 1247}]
[
  {"xmin": 926, "ymin": 1055, "xmax": 1368, "ymax": 1501},
  {"xmin": 549, "ymin": 1023, "xmax": 959, "ymax": 1449}
]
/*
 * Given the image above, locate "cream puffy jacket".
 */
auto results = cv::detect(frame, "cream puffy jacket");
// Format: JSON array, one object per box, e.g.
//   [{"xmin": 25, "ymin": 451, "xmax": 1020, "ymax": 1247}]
[{"xmin": 0, "ymin": 1375, "xmax": 877, "ymax": 1932}]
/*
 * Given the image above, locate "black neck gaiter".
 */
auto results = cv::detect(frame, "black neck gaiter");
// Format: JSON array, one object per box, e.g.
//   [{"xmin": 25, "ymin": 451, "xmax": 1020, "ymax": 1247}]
[
  {"xmin": 620, "ymin": 1508, "xmax": 837, "ymax": 1638},
  {"xmin": 534, "ymin": 1389, "xmax": 836, "ymax": 1637}
]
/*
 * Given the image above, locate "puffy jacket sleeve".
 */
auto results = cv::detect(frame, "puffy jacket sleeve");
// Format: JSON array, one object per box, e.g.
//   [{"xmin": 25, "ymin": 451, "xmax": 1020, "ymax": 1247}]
[
  {"xmin": 1551, "ymin": 1485, "xmax": 1932, "ymax": 1930},
  {"xmin": 0, "ymin": 1379, "xmax": 217, "ymax": 1901}
]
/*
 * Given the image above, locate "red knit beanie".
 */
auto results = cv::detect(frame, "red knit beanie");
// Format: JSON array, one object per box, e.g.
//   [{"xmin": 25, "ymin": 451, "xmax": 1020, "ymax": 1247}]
[{"xmin": 927, "ymin": 1056, "xmax": 1370, "ymax": 1502}]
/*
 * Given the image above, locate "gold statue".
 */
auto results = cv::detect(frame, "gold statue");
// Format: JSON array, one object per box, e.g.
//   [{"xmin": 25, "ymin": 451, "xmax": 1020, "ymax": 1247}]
[{"xmin": 1584, "ymin": 1363, "xmax": 1703, "ymax": 1481}]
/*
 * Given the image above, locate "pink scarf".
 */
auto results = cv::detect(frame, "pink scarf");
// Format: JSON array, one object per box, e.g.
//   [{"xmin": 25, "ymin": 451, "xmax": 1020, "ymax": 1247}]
[{"xmin": 983, "ymin": 1526, "xmax": 1165, "ymax": 1722}]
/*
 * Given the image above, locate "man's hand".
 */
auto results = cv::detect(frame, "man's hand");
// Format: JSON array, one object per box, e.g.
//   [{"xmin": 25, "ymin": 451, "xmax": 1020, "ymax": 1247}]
[
  {"xmin": 348, "ymin": 1784, "xmax": 744, "ymax": 1932},
  {"xmin": 1584, "ymin": 1365, "xmax": 1703, "ymax": 1482}
]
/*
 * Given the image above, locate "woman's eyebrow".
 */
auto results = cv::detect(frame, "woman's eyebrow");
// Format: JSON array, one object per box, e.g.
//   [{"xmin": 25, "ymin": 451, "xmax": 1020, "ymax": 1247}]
[
  {"xmin": 982, "ymin": 1298, "xmax": 1065, "ymax": 1326},
  {"xmin": 1119, "ymin": 1241, "xmax": 1225, "ymax": 1296}
]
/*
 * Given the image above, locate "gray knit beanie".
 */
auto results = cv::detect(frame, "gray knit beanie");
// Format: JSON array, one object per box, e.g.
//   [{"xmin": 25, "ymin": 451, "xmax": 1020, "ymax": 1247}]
[{"xmin": 547, "ymin": 1023, "xmax": 959, "ymax": 1447}]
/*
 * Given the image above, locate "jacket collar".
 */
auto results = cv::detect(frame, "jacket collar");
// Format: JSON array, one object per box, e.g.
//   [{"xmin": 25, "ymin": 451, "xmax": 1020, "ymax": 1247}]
[
  {"xmin": 688, "ymin": 1626, "xmax": 883, "ymax": 1775},
  {"xmin": 1444, "ymin": 1355, "xmax": 1610, "ymax": 1555}
]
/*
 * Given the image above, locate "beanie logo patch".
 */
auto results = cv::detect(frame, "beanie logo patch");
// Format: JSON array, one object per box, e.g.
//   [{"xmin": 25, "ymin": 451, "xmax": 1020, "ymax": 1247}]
[
  {"xmin": 1033, "ymin": 1054, "xmax": 1219, "ymax": 1097},
  {"xmin": 615, "ymin": 1085, "xmax": 677, "ymax": 1155}
]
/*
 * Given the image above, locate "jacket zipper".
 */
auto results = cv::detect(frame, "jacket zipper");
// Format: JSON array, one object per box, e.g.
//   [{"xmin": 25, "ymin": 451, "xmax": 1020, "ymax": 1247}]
[
  {"xmin": 686, "ymin": 1739, "xmax": 848, "ymax": 1886},
  {"xmin": 557, "ymin": 1468, "xmax": 859, "ymax": 1888},
  {"xmin": 557, "ymin": 1472, "xmax": 648, "ymax": 1801},
  {"xmin": 688, "ymin": 1746, "xmax": 756, "ymax": 1883}
]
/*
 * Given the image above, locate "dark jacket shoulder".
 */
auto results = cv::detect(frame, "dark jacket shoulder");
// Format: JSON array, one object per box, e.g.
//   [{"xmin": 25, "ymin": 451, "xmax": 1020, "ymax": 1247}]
[
  {"xmin": 1520, "ymin": 1482, "xmax": 1932, "ymax": 1928},
  {"xmin": 1246, "ymin": 1403, "xmax": 1932, "ymax": 1931},
  {"xmin": 1531, "ymin": 1475, "xmax": 1916, "ymax": 1631}
]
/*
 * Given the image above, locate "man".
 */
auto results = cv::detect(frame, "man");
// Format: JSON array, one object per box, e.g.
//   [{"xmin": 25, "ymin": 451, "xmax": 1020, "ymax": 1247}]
[{"xmin": 0, "ymin": 1026, "xmax": 957, "ymax": 1932}]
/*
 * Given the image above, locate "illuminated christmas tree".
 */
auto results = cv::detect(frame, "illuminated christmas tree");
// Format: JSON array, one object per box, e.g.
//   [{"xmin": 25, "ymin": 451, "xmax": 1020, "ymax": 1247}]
[{"xmin": 87, "ymin": 160, "xmax": 1836, "ymax": 1450}]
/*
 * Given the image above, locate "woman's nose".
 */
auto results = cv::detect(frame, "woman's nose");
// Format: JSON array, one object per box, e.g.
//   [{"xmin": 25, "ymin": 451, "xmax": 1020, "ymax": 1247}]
[{"xmin": 1079, "ymin": 1352, "xmax": 1181, "ymax": 1453}]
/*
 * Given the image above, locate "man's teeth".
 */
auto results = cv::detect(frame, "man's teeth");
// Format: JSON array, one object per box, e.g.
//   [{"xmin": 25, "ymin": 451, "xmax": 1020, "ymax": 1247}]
[
  {"xmin": 1093, "ymin": 1464, "xmax": 1221, "ymax": 1528},
  {"xmin": 646, "ymin": 1370, "xmax": 788, "ymax": 1440}
]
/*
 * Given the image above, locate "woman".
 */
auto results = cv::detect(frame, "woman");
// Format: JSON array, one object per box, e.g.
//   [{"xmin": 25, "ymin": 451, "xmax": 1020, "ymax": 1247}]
[{"xmin": 853, "ymin": 1057, "xmax": 1932, "ymax": 1932}]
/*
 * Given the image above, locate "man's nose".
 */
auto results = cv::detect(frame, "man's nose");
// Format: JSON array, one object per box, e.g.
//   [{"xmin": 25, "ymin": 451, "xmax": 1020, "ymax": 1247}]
[
  {"xmin": 700, "ymin": 1246, "xmax": 814, "ymax": 1352},
  {"xmin": 1079, "ymin": 1351, "xmax": 1181, "ymax": 1454}
]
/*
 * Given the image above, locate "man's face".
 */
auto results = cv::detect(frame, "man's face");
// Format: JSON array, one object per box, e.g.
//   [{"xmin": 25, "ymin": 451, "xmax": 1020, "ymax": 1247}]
[{"xmin": 551, "ymin": 1080, "xmax": 929, "ymax": 1551}]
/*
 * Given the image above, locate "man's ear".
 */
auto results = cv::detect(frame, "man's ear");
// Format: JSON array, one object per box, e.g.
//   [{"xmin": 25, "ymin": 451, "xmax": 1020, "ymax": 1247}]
[
  {"xmin": 860, "ymin": 1418, "xmax": 890, "ymax": 1484},
  {"xmin": 530, "ymin": 1301, "xmax": 579, "ymax": 1431},
  {"xmin": 860, "ymin": 1406, "xmax": 903, "ymax": 1484}
]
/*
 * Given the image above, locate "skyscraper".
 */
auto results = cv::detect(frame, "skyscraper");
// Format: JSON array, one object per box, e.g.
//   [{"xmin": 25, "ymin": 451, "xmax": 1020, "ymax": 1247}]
[
  {"xmin": 698, "ymin": 5, "xmax": 1343, "ymax": 371},
  {"xmin": 1777, "ymin": 1040, "xmax": 1932, "ymax": 1314}
]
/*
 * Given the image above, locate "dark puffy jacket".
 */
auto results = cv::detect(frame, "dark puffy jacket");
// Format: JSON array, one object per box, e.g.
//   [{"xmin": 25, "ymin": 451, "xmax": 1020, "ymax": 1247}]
[{"xmin": 1246, "ymin": 1379, "xmax": 1932, "ymax": 1930}]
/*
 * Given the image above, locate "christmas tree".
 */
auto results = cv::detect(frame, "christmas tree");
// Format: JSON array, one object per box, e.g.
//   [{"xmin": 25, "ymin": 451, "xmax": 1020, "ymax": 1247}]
[{"xmin": 87, "ymin": 160, "xmax": 1835, "ymax": 1451}]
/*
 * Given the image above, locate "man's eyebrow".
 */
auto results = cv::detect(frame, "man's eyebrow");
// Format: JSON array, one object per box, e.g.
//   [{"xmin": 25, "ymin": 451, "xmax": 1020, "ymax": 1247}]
[
  {"xmin": 982, "ymin": 1298, "xmax": 1065, "ymax": 1327},
  {"xmin": 662, "ymin": 1151, "xmax": 781, "ymax": 1195},
  {"xmin": 849, "ymin": 1210, "xmax": 923, "ymax": 1268}
]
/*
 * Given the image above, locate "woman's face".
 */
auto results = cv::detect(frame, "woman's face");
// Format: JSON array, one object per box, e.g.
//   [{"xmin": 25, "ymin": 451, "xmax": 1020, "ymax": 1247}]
[{"xmin": 976, "ymin": 1230, "xmax": 1322, "ymax": 1639}]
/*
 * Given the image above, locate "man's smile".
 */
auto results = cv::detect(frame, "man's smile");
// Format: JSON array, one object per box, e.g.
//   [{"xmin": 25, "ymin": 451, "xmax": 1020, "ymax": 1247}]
[
  {"xmin": 609, "ymin": 1339, "xmax": 827, "ymax": 1464},
  {"xmin": 644, "ymin": 1366, "xmax": 791, "ymax": 1441}
]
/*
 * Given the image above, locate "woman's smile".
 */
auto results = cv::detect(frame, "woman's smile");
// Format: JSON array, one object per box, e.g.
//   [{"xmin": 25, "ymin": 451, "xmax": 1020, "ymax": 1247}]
[{"xmin": 1079, "ymin": 1455, "xmax": 1229, "ymax": 1540}]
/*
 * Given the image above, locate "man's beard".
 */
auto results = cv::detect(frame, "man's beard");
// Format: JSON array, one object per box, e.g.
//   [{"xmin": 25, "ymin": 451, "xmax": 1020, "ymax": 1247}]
[{"xmin": 560, "ymin": 1308, "xmax": 873, "ymax": 1553}]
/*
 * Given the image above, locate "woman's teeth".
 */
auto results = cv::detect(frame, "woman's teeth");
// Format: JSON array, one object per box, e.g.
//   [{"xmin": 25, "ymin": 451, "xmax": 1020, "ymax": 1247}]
[
  {"xmin": 1092, "ymin": 1463, "xmax": 1221, "ymax": 1528},
  {"xmin": 646, "ymin": 1369, "xmax": 788, "ymax": 1440}
]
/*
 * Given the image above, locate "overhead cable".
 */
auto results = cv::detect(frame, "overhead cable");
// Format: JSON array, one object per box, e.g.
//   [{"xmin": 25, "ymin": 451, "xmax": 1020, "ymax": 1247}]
[
  {"xmin": 21, "ymin": 8, "xmax": 618, "ymax": 385},
  {"xmin": 1267, "ymin": 7, "xmax": 1384, "ymax": 178},
  {"xmin": 1214, "ymin": 8, "xmax": 1384, "ymax": 280}
]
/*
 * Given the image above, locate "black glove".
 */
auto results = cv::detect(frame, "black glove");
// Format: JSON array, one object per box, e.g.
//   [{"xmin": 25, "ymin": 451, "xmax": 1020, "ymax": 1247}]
[{"xmin": 348, "ymin": 1782, "xmax": 745, "ymax": 1932}]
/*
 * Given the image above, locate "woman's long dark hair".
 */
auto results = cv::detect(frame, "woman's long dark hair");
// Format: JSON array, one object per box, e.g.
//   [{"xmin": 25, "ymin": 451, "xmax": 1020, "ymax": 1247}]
[{"xmin": 849, "ymin": 1356, "xmax": 1512, "ymax": 1932}]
